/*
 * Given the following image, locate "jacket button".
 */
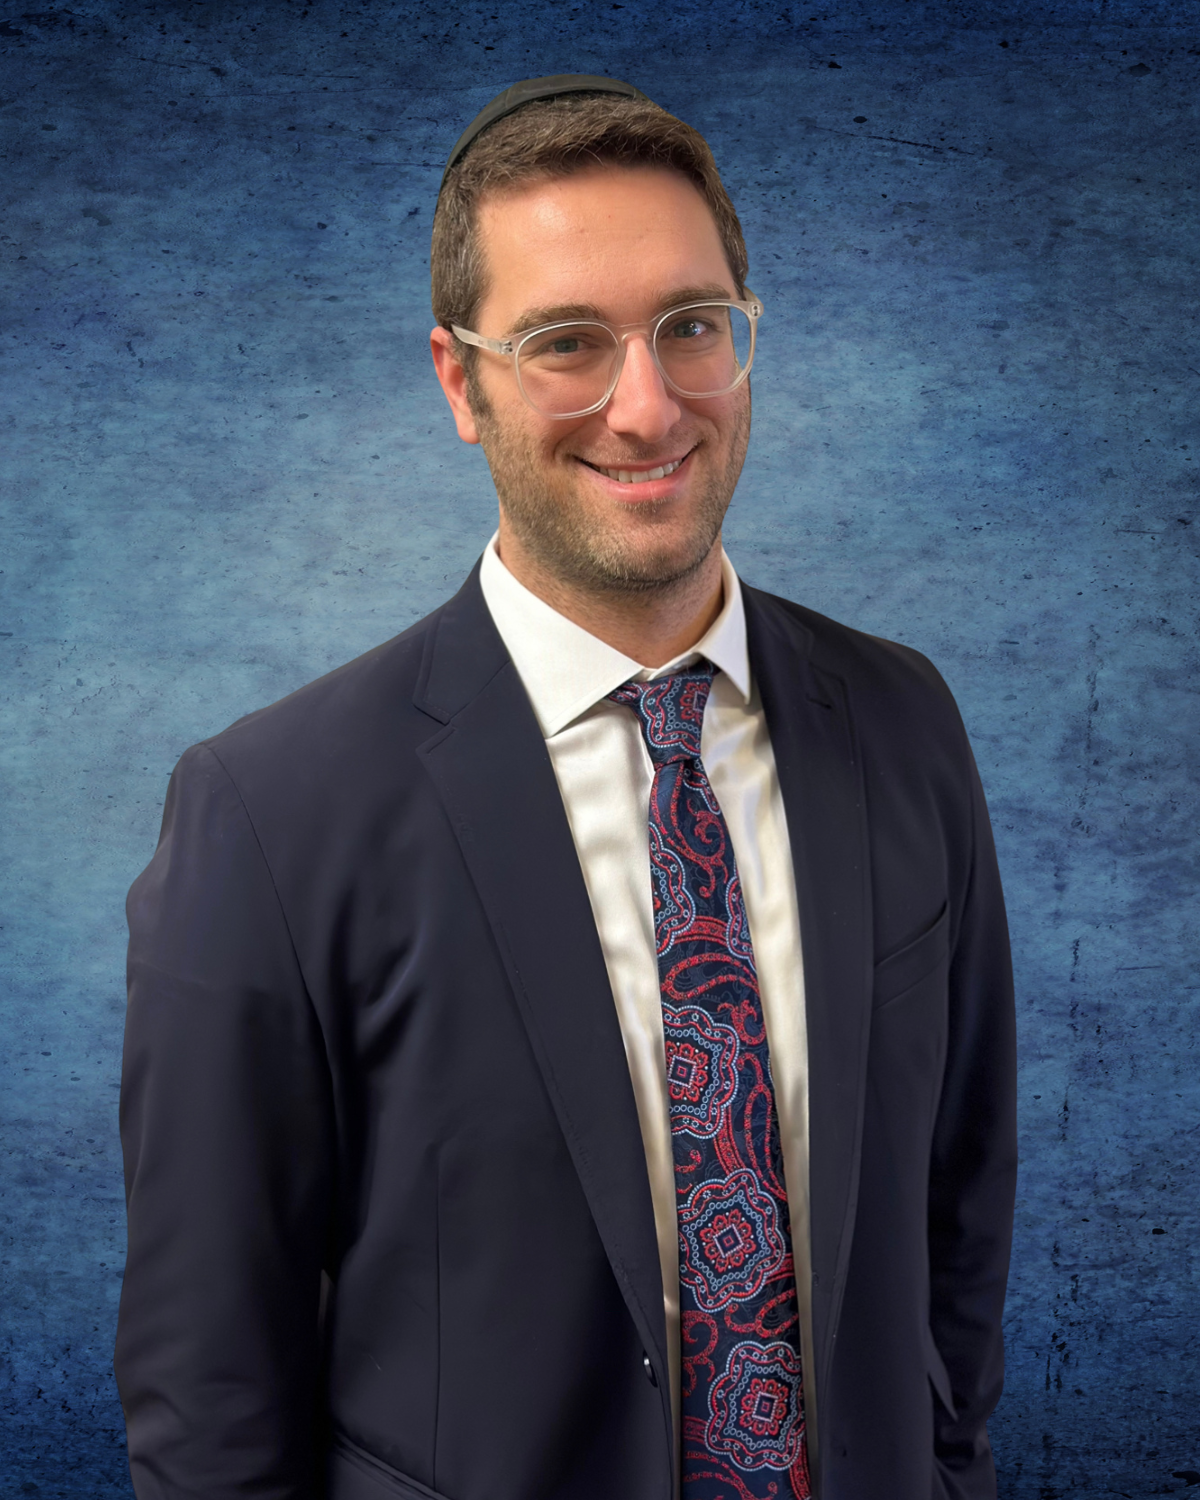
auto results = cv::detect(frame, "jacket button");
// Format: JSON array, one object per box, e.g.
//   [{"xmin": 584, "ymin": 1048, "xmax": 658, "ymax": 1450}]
[{"xmin": 642, "ymin": 1353, "xmax": 658, "ymax": 1386}]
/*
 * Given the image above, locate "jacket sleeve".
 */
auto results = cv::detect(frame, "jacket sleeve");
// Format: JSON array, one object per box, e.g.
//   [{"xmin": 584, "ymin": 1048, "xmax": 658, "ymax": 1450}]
[
  {"xmin": 116, "ymin": 742, "xmax": 336, "ymax": 1499},
  {"xmin": 929, "ymin": 738, "xmax": 1018, "ymax": 1499}
]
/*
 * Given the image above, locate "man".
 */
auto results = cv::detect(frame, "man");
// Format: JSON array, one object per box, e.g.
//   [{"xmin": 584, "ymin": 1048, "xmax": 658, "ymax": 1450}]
[{"xmin": 117, "ymin": 76, "xmax": 1016, "ymax": 1500}]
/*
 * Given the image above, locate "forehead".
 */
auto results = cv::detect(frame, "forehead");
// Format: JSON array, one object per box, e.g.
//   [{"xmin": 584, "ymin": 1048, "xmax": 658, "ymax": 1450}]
[{"xmin": 474, "ymin": 164, "xmax": 735, "ymax": 325}]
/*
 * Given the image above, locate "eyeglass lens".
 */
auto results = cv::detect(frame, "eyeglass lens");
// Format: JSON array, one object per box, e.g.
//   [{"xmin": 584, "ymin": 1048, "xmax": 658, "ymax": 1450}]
[{"xmin": 515, "ymin": 304, "xmax": 754, "ymax": 417}]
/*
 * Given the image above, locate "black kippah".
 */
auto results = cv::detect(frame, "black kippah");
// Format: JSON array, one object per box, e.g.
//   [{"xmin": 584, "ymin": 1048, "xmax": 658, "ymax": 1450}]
[{"xmin": 440, "ymin": 73, "xmax": 654, "ymax": 194}]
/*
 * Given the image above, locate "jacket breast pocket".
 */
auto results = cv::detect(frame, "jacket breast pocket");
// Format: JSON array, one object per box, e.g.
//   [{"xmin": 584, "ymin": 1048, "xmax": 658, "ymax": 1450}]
[
  {"xmin": 868, "ymin": 904, "xmax": 951, "ymax": 1141},
  {"xmin": 872, "ymin": 903, "xmax": 950, "ymax": 1011},
  {"xmin": 329, "ymin": 1435, "xmax": 454, "ymax": 1500}
]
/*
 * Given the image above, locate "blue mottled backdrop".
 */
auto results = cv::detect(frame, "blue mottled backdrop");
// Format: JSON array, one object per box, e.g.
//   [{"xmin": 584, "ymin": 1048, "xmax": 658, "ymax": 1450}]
[{"xmin": 2, "ymin": 1, "xmax": 1197, "ymax": 1495}]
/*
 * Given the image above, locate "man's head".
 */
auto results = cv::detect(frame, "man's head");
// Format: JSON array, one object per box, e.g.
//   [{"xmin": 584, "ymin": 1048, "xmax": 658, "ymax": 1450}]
[{"xmin": 430, "ymin": 84, "xmax": 754, "ymax": 601}]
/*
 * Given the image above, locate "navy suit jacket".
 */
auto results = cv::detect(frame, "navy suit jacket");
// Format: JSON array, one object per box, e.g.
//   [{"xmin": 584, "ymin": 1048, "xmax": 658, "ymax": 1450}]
[{"xmin": 117, "ymin": 567, "xmax": 1016, "ymax": 1500}]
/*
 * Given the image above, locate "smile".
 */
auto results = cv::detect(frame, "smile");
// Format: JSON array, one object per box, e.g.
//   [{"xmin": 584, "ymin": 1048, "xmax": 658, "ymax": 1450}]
[{"xmin": 588, "ymin": 456, "xmax": 685, "ymax": 485}]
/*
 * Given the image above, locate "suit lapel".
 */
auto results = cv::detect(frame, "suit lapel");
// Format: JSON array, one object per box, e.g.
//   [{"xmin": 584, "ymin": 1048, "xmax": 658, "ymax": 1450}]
[
  {"xmin": 412, "ymin": 571, "xmax": 672, "ymax": 1414},
  {"xmin": 744, "ymin": 587, "xmax": 874, "ymax": 1427}
]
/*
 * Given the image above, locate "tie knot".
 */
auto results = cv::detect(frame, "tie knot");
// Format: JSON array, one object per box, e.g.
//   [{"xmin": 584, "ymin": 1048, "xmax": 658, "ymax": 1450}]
[{"xmin": 608, "ymin": 664, "xmax": 714, "ymax": 766}]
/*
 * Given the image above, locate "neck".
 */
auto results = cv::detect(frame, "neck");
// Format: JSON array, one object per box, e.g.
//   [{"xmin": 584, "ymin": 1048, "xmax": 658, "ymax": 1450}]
[{"xmin": 494, "ymin": 532, "xmax": 725, "ymax": 669}]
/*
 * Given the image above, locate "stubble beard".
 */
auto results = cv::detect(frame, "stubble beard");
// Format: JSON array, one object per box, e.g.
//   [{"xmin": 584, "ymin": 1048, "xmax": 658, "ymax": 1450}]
[{"xmin": 472, "ymin": 379, "xmax": 751, "ymax": 598}]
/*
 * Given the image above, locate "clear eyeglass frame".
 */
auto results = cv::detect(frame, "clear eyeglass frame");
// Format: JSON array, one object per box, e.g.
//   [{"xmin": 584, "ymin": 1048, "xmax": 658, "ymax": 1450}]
[{"xmin": 450, "ymin": 291, "xmax": 763, "ymax": 420}]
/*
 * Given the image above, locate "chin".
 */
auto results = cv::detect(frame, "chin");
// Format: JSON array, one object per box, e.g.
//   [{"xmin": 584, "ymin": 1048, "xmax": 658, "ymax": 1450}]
[{"xmin": 573, "ymin": 530, "xmax": 720, "ymax": 594}]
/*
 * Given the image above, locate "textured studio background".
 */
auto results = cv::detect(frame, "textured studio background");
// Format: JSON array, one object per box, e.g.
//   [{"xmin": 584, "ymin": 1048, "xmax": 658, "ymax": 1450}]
[{"xmin": 2, "ymin": 1, "xmax": 1197, "ymax": 1495}]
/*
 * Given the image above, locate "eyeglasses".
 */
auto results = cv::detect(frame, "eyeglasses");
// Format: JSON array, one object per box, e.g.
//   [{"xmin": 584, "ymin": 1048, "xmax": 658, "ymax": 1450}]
[{"xmin": 451, "ymin": 293, "xmax": 763, "ymax": 419}]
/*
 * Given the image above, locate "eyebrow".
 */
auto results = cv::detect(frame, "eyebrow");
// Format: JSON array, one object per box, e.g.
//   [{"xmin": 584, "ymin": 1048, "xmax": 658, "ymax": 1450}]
[{"xmin": 506, "ymin": 283, "xmax": 739, "ymax": 337}]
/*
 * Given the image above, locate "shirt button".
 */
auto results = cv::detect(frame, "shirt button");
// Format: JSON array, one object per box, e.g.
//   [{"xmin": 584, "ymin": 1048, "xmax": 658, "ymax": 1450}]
[{"xmin": 642, "ymin": 1353, "xmax": 658, "ymax": 1386}]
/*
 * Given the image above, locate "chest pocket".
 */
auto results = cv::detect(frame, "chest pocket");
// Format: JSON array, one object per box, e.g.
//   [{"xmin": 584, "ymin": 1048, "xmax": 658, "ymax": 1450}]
[
  {"xmin": 872, "ymin": 903, "xmax": 949, "ymax": 1011},
  {"xmin": 867, "ymin": 902, "xmax": 953, "ymax": 1159}
]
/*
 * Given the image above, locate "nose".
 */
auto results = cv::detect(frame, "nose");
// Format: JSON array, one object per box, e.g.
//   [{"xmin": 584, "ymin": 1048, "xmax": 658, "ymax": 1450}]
[{"xmin": 604, "ymin": 333, "xmax": 682, "ymax": 443}]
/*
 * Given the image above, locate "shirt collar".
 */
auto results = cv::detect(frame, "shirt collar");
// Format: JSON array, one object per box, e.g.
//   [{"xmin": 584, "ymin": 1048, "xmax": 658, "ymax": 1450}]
[{"xmin": 478, "ymin": 533, "xmax": 751, "ymax": 739}]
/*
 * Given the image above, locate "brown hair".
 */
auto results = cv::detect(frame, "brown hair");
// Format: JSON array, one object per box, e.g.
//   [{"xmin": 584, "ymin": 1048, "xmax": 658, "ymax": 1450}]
[{"xmin": 430, "ymin": 92, "xmax": 749, "ymax": 360}]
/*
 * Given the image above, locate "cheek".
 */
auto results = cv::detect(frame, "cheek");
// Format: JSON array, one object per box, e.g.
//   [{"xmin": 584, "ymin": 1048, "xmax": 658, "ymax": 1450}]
[
  {"xmin": 716, "ymin": 384, "xmax": 751, "ymax": 425},
  {"xmin": 711, "ymin": 392, "xmax": 751, "ymax": 456},
  {"xmin": 546, "ymin": 415, "xmax": 609, "ymax": 467},
  {"xmin": 680, "ymin": 387, "xmax": 746, "ymax": 433},
  {"xmin": 478, "ymin": 393, "xmax": 544, "ymax": 452}
]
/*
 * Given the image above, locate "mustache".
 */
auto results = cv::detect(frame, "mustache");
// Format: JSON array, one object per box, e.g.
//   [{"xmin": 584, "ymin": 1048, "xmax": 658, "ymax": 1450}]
[{"xmin": 573, "ymin": 441, "xmax": 699, "ymax": 466}]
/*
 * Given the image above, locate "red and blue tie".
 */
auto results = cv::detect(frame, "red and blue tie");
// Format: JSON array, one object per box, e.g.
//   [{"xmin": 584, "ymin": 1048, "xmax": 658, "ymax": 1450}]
[{"xmin": 610, "ymin": 664, "xmax": 810, "ymax": 1500}]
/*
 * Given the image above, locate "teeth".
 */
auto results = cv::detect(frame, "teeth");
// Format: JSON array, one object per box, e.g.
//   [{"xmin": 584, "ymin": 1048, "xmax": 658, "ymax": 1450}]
[{"xmin": 598, "ymin": 458, "xmax": 683, "ymax": 484}]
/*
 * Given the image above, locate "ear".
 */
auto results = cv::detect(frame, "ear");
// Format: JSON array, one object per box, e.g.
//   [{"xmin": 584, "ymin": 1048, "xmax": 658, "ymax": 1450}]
[{"xmin": 430, "ymin": 326, "xmax": 481, "ymax": 445}]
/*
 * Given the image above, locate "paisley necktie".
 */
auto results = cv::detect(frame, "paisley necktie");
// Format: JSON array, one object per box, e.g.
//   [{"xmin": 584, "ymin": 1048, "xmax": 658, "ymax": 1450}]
[{"xmin": 610, "ymin": 664, "xmax": 810, "ymax": 1500}]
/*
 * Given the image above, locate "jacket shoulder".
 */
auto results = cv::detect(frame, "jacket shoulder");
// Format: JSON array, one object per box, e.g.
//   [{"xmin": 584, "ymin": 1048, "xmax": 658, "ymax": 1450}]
[
  {"xmin": 187, "ymin": 601, "xmax": 449, "ymax": 790},
  {"xmin": 744, "ymin": 583, "xmax": 960, "ymax": 716}
]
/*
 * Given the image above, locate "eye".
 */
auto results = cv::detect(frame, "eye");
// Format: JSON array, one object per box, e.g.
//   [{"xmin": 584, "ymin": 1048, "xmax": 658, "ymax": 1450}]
[
  {"xmin": 665, "ymin": 317, "xmax": 711, "ymax": 341},
  {"xmin": 522, "ymin": 326, "xmax": 610, "ymax": 361},
  {"xmin": 525, "ymin": 333, "xmax": 579, "ymax": 357}
]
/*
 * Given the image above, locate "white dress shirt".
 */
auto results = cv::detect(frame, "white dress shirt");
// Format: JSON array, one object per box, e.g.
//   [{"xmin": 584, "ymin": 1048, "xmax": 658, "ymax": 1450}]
[{"xmin": 479, "ymin": 536, "xmax": 815, "ymax": 1452}]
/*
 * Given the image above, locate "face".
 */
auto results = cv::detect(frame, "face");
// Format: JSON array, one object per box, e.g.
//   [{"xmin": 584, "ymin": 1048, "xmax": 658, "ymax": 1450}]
[{"xmin": 432, "ymin": 164, "xmax": 751, "ymax": 595}]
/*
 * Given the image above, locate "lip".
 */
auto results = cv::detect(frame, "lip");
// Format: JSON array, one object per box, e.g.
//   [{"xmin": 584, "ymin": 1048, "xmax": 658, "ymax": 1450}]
[{"xmin": 577, "ymin": 447, "xmax": 696, "ymax": 502}]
